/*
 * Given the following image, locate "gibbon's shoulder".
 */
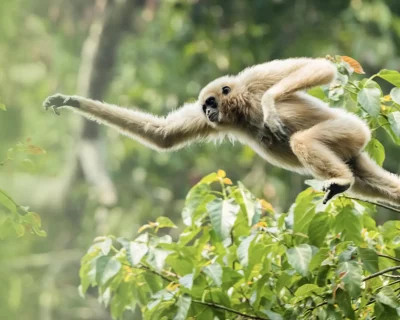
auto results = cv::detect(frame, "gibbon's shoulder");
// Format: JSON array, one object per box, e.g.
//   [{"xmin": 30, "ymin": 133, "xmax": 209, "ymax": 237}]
[{"xmin": 236, "ymin": 57, "xmax": 333, "ymax": 86}]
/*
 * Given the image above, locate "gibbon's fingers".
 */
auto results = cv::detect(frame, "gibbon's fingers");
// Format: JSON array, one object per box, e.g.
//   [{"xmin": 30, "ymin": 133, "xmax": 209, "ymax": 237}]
[
  {"xmin": 263, "ymin": 114, "xmax": 289, "ymax": 142},
  {"xmin": 43, "ymin": 93, "xmax": 80, "ymax": 114},
  {"xmin": 43, "ymin": 94, "xmax": 214, "ymax": 151}
]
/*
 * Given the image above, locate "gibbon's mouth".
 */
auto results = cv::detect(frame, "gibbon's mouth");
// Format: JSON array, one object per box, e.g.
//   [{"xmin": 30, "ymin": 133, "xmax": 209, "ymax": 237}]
[{"xmin": 205, "ymin": 107, "xmax": 219, "ymax": 122}]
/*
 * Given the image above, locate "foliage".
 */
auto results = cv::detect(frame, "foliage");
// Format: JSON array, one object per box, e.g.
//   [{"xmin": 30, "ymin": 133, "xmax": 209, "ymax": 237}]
[
  {"xmin": 80, "ymin": 170, "xmax": 400, "ymax": 319},
  {"xmin": 0, "ymin": 108, "xmax": 46, "ymax": 238}
]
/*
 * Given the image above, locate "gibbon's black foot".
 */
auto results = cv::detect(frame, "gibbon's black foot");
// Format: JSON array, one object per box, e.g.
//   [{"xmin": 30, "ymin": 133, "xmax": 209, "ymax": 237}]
[
  {"xmin": 263, "ymin": 116, "xmax": 289, "ymax": 142},
  {"xmin": 322, "ymin": 179, "xmax": 351, "ymax": 204},
  {"xmin": 43, "ymin": 93, "xmax": 80, "ymax": 115}
]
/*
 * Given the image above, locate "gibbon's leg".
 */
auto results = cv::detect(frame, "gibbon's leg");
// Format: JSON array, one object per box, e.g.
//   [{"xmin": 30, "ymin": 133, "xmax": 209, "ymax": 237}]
[
  {"xmin": 43, "ymin": 94, "xmax": 214, "ymax": 151},
  {"xmin": 290, "ymin": 116, "xmax": 370, "ymax": 203},
  {"xmin": 262, "ymin": 59, "xmax": 336, "ymax": 139}
]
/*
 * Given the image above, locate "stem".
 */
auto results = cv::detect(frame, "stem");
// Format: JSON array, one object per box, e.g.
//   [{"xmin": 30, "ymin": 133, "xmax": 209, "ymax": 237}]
[
  {"xmin": 382, "ymin": 274, "xmax": 400, "ymax": 279},
  {"xmin": 364, "ymin": 74, "xmax": 378, "ymax": 87},
  {"xmin": 219, "ymin": 179, "xmax": 227, "ymax": 199},
  {"xmin": 376, "ymin": 279, "xmax": 400, "ymax": 291},
  {"xmin": 137, "ymin": 264, "xmax": 176, "ymax": 283},
  {"xmin": 363, "ymin": 266, "xmax": 400, "ymax": 282},
  {"xmin": 377, "ymin": 253, "xmax": 400, "ymax": 264},
  {"xmin": 342, "ymin": 196, "xmax": 400, "ymax": 214},
  {"xmin": 0, "ymin": 188, "xmax": 21, "ymax": 210},
  {"xmin": 192, "ymin": 299, "xmax": 268, "ymax": 320},
  {"xmin": 344, "ymin": 87, "xmax": 358, "ymax": 95},
  {"xmin": 305, "ymin": 301, "xmax": 328, "ymax": 315}
]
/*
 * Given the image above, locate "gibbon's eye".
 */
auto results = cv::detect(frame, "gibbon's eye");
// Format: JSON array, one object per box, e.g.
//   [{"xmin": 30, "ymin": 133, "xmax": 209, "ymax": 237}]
[{"xmin": 222, "ymin": 86, "xmax": 231, "ymax": 95}]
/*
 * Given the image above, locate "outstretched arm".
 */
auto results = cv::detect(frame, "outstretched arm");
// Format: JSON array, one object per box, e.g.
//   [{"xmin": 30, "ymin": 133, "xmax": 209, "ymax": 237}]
[
  {"xmin": 261, "ymin": 58, "xmax": 336, "ymax": 138},
  {"xmin": 43, "ymin": 94, "xmax": 214, "ymax": 151}
]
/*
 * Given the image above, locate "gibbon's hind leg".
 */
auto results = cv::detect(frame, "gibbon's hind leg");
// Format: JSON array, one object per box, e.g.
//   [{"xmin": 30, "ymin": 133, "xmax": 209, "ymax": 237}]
[{"xmin": 290, "ymin": 116, "xmax": 370, "ymax": 203}]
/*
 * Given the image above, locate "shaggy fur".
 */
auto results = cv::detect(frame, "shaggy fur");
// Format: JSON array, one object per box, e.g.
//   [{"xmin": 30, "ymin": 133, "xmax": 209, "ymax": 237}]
[{"xmin": 43, "ymin": 57, "xmax": 400, "ymax": 206}]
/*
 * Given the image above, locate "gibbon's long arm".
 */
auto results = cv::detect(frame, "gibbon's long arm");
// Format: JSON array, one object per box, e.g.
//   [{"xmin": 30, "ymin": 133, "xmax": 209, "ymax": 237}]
[
  {"xmin": 261, "ymin": 58, "xmax": 336, "ymax": 136},
  {"xmin": 43, "ymin": 94, "xmax": 214, "ymax": 151}
]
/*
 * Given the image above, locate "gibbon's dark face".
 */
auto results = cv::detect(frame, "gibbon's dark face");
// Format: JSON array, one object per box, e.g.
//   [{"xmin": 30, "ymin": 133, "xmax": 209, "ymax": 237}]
[{"xmin": 199, "ymin": 76, "xmax": 238, "ymax": 125}]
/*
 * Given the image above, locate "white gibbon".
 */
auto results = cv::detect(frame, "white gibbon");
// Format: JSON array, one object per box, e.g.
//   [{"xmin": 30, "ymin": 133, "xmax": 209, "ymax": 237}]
[{"xmin": 43, "ymin": 57, "xmax": 400, "ymax": 206}]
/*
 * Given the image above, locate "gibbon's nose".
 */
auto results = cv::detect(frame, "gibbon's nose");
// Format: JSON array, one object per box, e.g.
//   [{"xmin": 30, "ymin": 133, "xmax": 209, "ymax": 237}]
[{"xmin": 205, "ymin": 97, "xmax": 217, "ymax": 108}]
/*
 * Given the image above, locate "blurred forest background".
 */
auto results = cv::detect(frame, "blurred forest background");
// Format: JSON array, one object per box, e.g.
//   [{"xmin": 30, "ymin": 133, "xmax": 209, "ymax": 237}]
[{"xmin": 1, "ymin": 0, "xmax": 400, "ymax": 319}]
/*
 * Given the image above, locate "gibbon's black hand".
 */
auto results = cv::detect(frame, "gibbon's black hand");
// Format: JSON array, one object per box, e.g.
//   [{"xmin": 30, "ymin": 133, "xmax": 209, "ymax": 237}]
[
  {"xmin": 322, "ymin": 181, "xmax": 351, "ymax": 204},
  {"xmin": 264, "ymin": 114, "xmax": 290, "ymax": 142},
  {"xmin": 43, "ymin": 93, "xmax": 80, "ymax": 115}
]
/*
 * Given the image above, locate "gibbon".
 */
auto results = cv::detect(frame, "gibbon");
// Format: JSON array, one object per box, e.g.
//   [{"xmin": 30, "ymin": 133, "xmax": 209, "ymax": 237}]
[{"xmin": 43, "ymin": 57, "xmax": 400, "ymax": 206}]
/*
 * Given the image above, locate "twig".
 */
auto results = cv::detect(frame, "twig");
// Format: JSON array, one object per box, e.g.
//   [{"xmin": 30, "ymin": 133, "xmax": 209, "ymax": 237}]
[
  {"xmin": 342, "ymin": 196, "xmax": 400, "ymax": 214},
  {"xmin": 137, "ymin": 264, "xmax": 176, "ymax": 283},
  {"xmin": 382, "ymin": 274, "xmax": 400, "ymax": 279},
  {"xmin": 192, "ymin": 300, "xmax": 268, "ymax": 320},
  {"xmin": 305, "ymin": 301, "xmax": 328, "ymax": 315},
  {"xmin": 363, "ymin": 266, "xmax": 400, "ymax": 282},
  {"xmin": 377, "ymin": 253, "xmax": 400, "ymax": 264},
  {"xmin": 376, "ymin": 279, "xmax": 400, "ymax": 291}
]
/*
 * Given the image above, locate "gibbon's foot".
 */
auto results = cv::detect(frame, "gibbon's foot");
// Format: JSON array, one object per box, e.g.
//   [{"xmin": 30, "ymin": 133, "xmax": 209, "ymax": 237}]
[
  {"xmin": 43, "ymin": 93, "xmax": 80, "ymax": 115},
  {"xmin": 263, "ymin": 114, "xmax": 289, "ymax": 142},
  {"xmin": 322, "ymin": 178, "xmax": 352, "ymax": 204}
]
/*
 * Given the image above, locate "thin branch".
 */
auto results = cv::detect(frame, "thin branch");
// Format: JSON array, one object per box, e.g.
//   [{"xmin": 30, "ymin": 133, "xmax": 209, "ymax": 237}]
[
  {"xmin": 192, "ymin": 300, "xmax": 268, "ymax": 320},
  {"xmin": 363, "ymin": 266, "xmax": 400, "ymax": 282},
  {"xmin": 376, "ymin": 279, "xmax": 400, "ymax": 291},
  {"xmin": 382, "ymin": 274, "xmax": 400, "ymax": 279},
  {"xmin": 305, "ymin": 301, "xmax": 328, "ymax": 315},
  {"xmin": 342, "ymin": 196, "xmax": 400, "ymax": 214},
  {"xmin": 137, "ymin": 264, "xmax": 176, "ymax": 283},
  {"xmin": 377, "ymin": 253, "xmax": 400, "ymax": 264}
]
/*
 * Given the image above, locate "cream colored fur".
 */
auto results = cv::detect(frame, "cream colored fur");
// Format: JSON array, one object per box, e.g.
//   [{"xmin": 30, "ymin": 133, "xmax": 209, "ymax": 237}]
[{"xmin": 43, "ymin": 57, "xmax": 400, "ymax": 206}]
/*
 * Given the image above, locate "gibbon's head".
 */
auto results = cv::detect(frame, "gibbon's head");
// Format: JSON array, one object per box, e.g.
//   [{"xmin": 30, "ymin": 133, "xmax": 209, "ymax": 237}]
[{"xmin": 199, "ymin": 76, "xmax": 247, "ymax": 126}]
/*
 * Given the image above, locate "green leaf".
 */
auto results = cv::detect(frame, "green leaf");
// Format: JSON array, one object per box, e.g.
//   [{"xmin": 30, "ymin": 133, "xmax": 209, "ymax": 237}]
[
  {"xmin": 0, "ymin": 188, "xmax": 17, "ymax": 213},
  {"xmin": 286, "ymin": 244, "xmax": 312, "ymax": 276},
  {"xmin": 20, "ymin": 158, "xmax": 36, "ymax": 172},
  {"xmin": 335, "ymin": 288, "xmax": 355, "ymax": 320},
  {"xmin": 381, "ymin": 220, "xmax": 400, "ymax": 243},
  {"xmin": 173, "ymin": 294, "xmax": 191, "ymax": 320},
  {"xmin": 308, "ymin": 212, "xmax": 330, "ymax": 247},
  {"xmin": 374, "ymin": 301, "xmax": 398, "ymax": 320},
  {"xmin": 365, "ymin": 139, "xmax": 385, "ymax": 166},
  {"xmin": 337, "ymin": 261, "xmax": 362, "ymax": 298},
  {"xmin": 179, "ymin": 273, "xmax": 194, "ymax": 291},
  {"xmin": 376, "ymin": 287, "xmax": 399, "ymax": 309},
  {"xmin": 388, "ymin": 112, "xmax": 400, "ymax": 137},
  {"xmin": 294, "ymin": 284, "xmax": 323, "ymax": 297},
  {"xmin": 156, "ymin": 216, "xmax": 177, "ymax": 230},
  {"xmin": 378, "ymin": 69, "xmax": 400, "ymax": 87},
  {"xmin": 237, "ymin": 234, "xmax": 256, "ymax": 267},
  {"xmin": 126, "ymin": 241, "xmax": 148, "ymax": 266},
  {"xmin": 358, "ymin": 87, "xmax": 381, "ymax": 117},
  {"xmin": 308, "ymin": 87, "xmax": 326, "ymax": 101},
  {"xmin": 100, "ymin": 238, "xmax": 112, "ymax": 255},
  {"xmin": 390, "ymin": 87, "xmax": 400, "ymax": 104},
  {"xmin": 236, "ymin": 182, "xmax": 261, "ymax": 226},
  {"xmin": 358, "ymin": 248, "xmax": 379, "ymax": 274},
  {"xmin": 203, "ymin": 263, "xmax": 223, "ymax": 286},
  {"xmin": 95, "ymin": 256, "xmax": 121, "ymax": 285},
  {"xmin": 335, "ymin": 207, "xmax": 362, "ymax": 244},
  {"xmin": 262, "ymin": 309, "xmax": 284, "ymax": 320},
  {"xmin": 293, "ymin": 188, "xmax": 316, "ymax": 234},
  {"xmin": 0, "ymin": 103, "xmax": 6, "ymax": 111},
  {"xmin": 207, "ymin": 198, "xmax": 239, "ymax": 242},
  {"xmin": 146, "ymin": 248, "xmax": 170, "ymax": 272}
]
